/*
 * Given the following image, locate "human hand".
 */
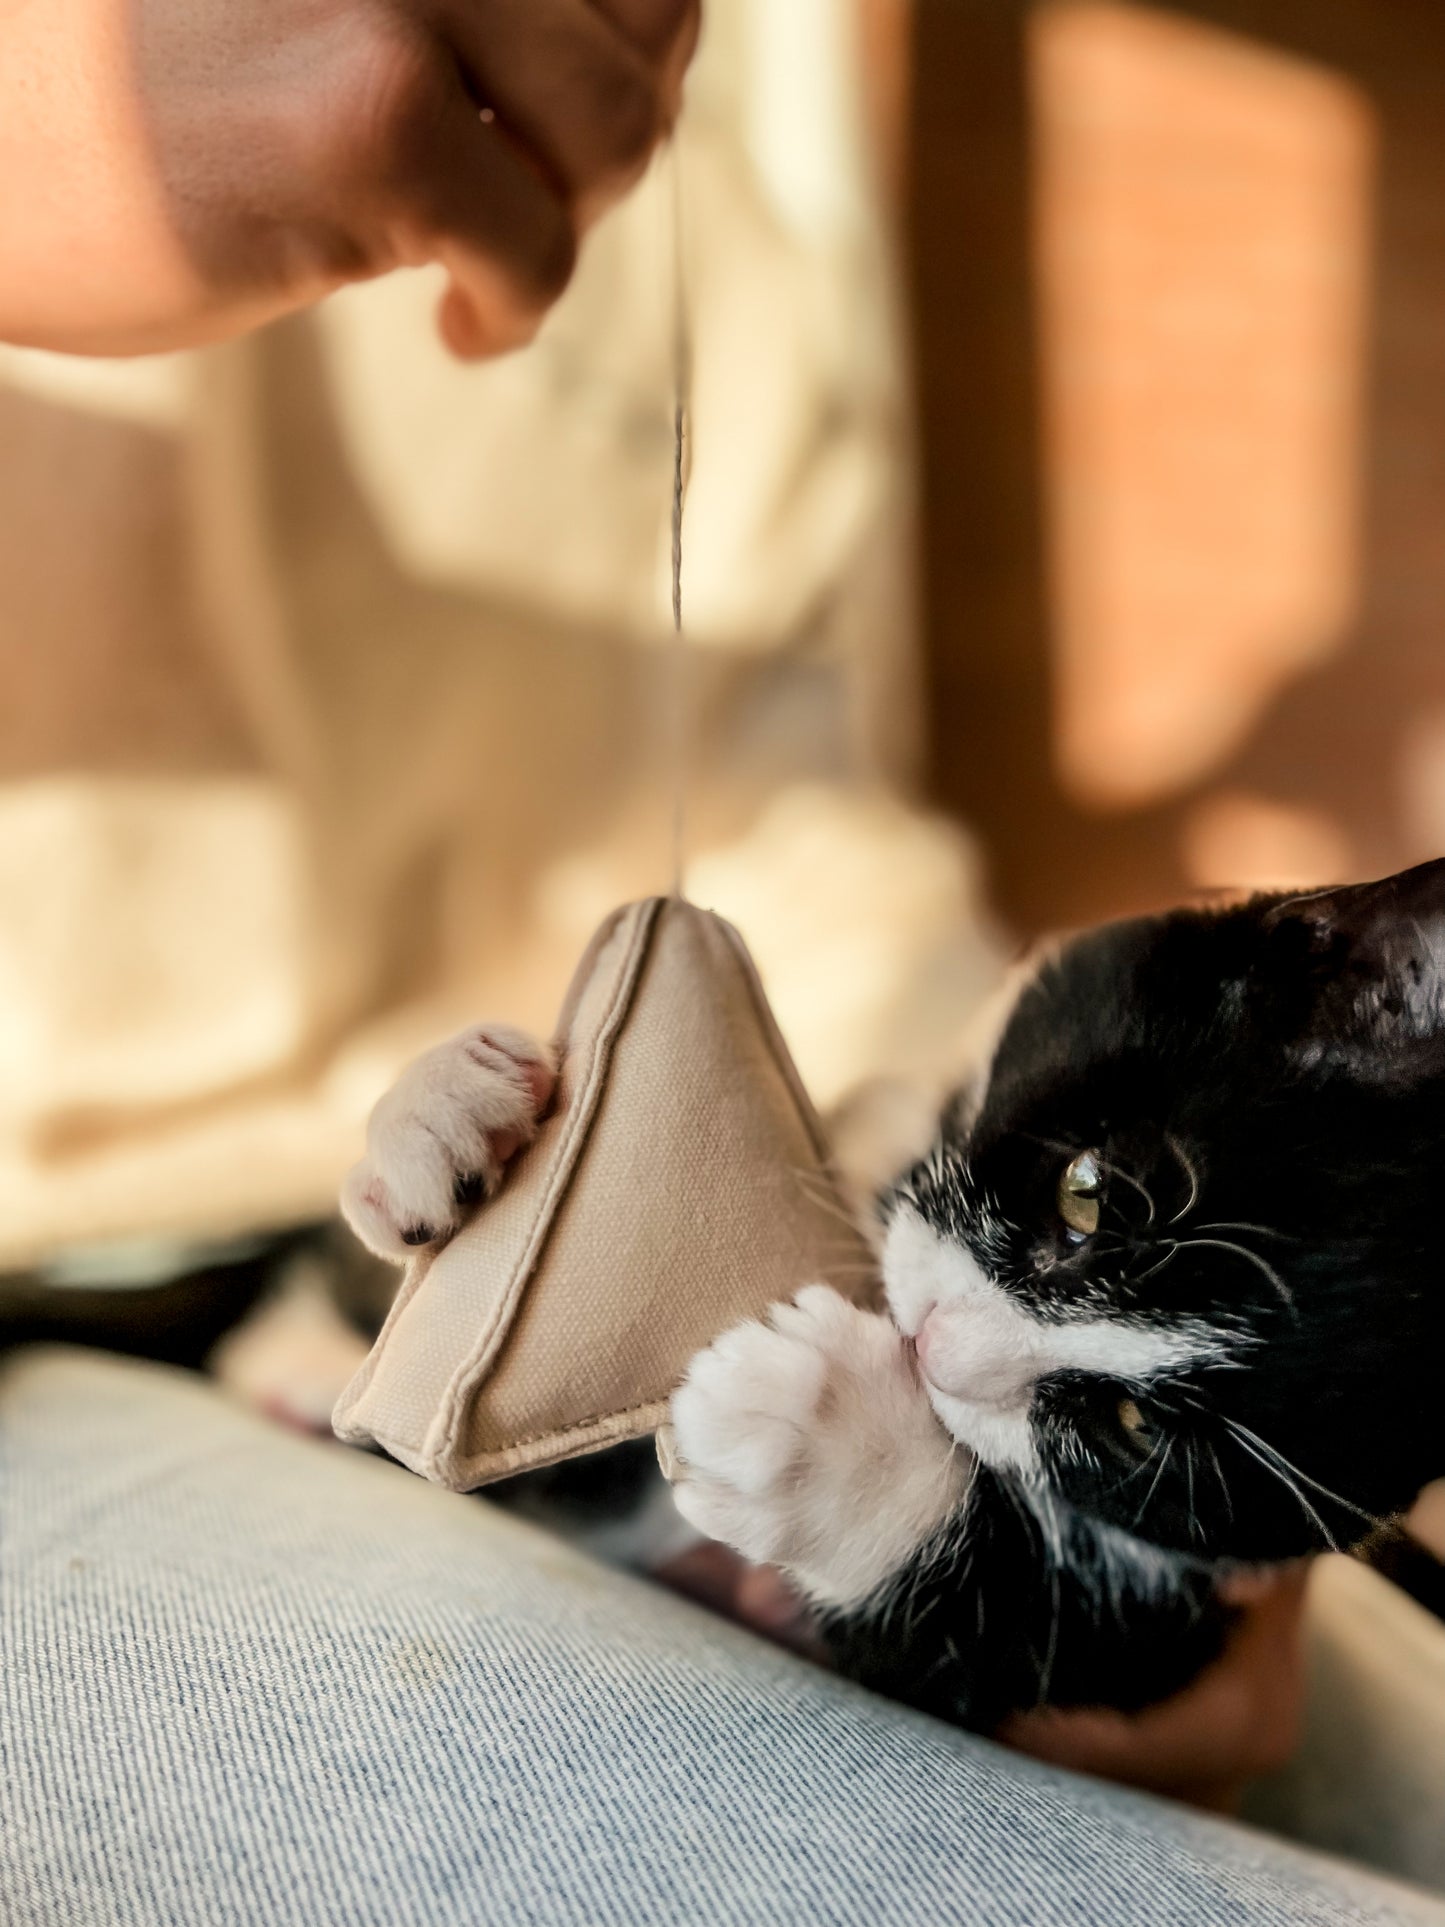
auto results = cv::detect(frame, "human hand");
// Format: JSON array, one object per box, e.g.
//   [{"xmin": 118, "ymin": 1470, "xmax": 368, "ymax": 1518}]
[
  {"xmin": 0, "ymin": 0, "xmax": 697, "ymax": 357},
  {"xmin": 998, "ymin": 1565, "xmax": 1312, "ymax": 1813}
]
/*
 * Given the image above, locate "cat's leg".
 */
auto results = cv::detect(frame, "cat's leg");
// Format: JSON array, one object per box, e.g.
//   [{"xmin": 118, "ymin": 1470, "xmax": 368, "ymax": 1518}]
[
  {"xmin": 341, "ymin": 1024, "xmax": 555, "ymax": 1260},
  {"xmin": 668, "ymin": 1284, "xmax": 972, "ymax": 1609},
  {"xmin": 669, "ymin": 1291, "xmax": 1228, "ymax": 1730},
  {"xmin": 826, "ymin": 1466, "xmax": 1230, "ymax": 1732},
  {"xmin": 209, "ymin": 1251, "xmax": 373, "ymax": 1433}
]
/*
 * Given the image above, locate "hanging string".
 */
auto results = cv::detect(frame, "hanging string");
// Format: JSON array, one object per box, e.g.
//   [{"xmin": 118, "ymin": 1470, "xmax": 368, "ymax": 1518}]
[{"xmin": 666, "ymin": 138, "xmax": 692, "ymax": 900}]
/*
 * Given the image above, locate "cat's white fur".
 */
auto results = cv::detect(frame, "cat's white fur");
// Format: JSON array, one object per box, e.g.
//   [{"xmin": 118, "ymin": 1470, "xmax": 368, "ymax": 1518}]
[
  {"xmin": 670, "ymin": 1286, "xmax": 970, "ymax": 1605},
  {"xmin": 342, "ymin": 1024, "xmax": 555, "ymax": 1259},
  {"xmin": 338, "ymin": 1017, "xmax": 1219, "ymax": 1612},
  {"xmin": 670, "ymin": 1212, "xmax": 1224, "ymax": 1606},
  {"xmin": 883, "ymin": 1206, "xmax": 1225, "ymax": 1476}
]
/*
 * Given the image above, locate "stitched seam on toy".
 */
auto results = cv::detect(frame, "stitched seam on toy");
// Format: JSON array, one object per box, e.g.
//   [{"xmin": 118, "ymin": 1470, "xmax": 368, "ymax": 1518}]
[
  {"xmin": 433, "ymin": 900, "xmax": 659, "ymax": 1440},
  {"xmin": 468, "ymin": 1396, "xmax": 667, "ymax": 1458},
  {"xmin": 367, "ymin": 1399, "xmax": 667, "ymax": 1478},
  {"xmin": 338, "ymin": 904, "xmax": 638, "ymax": 1438},
  {"xmin": 428, "ymin": 897, "xmax": 664, "ymax": 1462},
  {"xmin": 333, "ymin": 1205, "xmax": 438, "ymax": 1419}
]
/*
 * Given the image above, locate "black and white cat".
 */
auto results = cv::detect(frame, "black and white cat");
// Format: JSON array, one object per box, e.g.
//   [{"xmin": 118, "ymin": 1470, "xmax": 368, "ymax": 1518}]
[{"xmin": 342, "ymin": 861, "xmax": 1445, "ymax": 1731}]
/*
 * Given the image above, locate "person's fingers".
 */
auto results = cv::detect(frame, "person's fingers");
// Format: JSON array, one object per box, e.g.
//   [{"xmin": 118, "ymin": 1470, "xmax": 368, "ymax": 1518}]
[
  {"xmin": 1002, "ymin": 1701, "xmax": 1253, "ymax": 1811},
  {"xmin": 1216, "ymin": 1561, "xmax": 1311, "ymax": 1609},
  {"xmin": 587, "ymin": 0, "xmax": 701, "ymax": 106},
  {"xmin": 430, "ymin": 0, "xmax": 666, "ymax": 217},
  {"xmin": 587, "ymin": 0, "xmax": 697, "ymax": 58},
  {"xmin": 999, "ymin": 1566, "xmax": 1312, "ymax": 1807},
  {"xmin": 1004, "ymin": 1627, "xmax": 1298, "ymax": 1795},
  {"xmin": 365, "ymin": 50, "xmax": 578, "ymax": 356},
  {"xmin": 651, "ymin": 1543, "xmax": 829, "ymax": 1661},
  {"xmin": 392, "ymin": 0, "xmax": 698, "ymax": 355}
]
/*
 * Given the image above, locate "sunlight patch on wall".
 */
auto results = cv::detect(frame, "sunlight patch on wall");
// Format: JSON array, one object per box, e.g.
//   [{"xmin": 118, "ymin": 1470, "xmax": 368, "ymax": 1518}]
[
  {"xmin": 1181, "ymin": 790, "xmax": 1354, "ymax": 895},
  {"xmin": 1029, "ymin": 3, "xmax": 1375, "ymax": 808},
  {"xmin": 0, "ymin": 342, "xmax": 194, "ymax": 432},
  {"xmin": 0, "ymin": 776, "xmax": 305, "ymax": 1149},
  {"xmin": 1397, "ymin": 710, "xmax": 1445, "ymax": 858}
]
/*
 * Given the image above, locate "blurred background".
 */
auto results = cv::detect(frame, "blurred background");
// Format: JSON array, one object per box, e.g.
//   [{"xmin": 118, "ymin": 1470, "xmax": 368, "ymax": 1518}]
[
  {"xmin": 4, "ymin": 0, "xmax": 1445, "ymax": 1879},
  {"xmin": 912, "ymin": 0, "xmax": 1440, "ymax": 933},
  {"xmin": 0, "ymin": 0, "xmax": 1441, "ymax": 1283}
]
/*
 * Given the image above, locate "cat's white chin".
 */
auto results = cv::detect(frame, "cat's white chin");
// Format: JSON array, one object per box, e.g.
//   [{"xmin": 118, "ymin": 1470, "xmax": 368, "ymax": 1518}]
[
  {"xmin": 922, "ymin": 1383, "xmax": 1040, "ymax": 1477},
  {"xmin": 883, "ymin": 1201, "xmax": 1224, "ymax": 1480}
]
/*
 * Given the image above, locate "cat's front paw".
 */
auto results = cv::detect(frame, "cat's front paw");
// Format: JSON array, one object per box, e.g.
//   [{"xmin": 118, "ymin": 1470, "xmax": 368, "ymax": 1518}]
[
  {"xmin": 669, "ymin": 1285, "xmax": 970, "ymax": 1608},
  {"xmin": 341, "ymin": 1024, "xmax": 555, "ymax": 1261}
]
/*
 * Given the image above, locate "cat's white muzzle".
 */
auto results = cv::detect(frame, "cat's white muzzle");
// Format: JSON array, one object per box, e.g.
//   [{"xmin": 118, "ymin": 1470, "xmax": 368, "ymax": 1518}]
[
  {"xmin": 914, "ymin": 1307, "xmax": 1039, "ymax": 1411},
  {"xmin": 884, "ymin": 1201, "xmax": 1217, "ymax": 1473}
]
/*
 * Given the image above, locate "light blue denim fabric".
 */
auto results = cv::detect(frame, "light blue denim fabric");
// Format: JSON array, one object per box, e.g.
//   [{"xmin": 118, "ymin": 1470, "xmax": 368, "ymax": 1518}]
[{"xmin": 3, "ymin": 1347, "xmax": 1442, "ymax": 1927}]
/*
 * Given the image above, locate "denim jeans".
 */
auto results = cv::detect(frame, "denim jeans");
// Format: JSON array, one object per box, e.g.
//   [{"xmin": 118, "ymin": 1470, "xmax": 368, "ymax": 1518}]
[{"xmin": 3, "ymin": 1347, "xmax": 1442, "ymax": 1927}]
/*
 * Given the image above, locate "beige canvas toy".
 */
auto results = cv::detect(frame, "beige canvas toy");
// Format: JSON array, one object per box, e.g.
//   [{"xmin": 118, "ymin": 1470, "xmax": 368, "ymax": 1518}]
[{"xmin": 333, "ymin": 894, "xmax": 877, "ymax": 1489}]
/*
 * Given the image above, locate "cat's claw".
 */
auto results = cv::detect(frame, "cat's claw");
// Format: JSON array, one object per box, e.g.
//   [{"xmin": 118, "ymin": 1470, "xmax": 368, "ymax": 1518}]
[
  {"xmin": 670, "ymin": 1285, "xmax": 971, "ymax": 1608},
  {"xmin": 341, "ymin": 1024, "xmax": 555, "ymax": 1261}
]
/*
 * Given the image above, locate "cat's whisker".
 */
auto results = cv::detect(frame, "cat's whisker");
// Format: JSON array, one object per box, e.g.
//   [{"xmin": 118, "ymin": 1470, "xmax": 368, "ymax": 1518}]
[
  {"xmin": 781, "ymin": 1188, "xmax": 890, "ymax": 1282},
  {"xmin": 788, "ymin": 1168, "xmax": 869, "ymax": 1237},
  {"xmin": 1022, "ymin": 1133, "xmax": 1156, "ymax": 1225},
  {"xmin": 1164, "ymin": 1135, "xmax": 1200, "ymax": 1224},
  {"xmin": 1080, "ymin": 1231, "xmax": 1130, "ymax": 1262},
  {"xmin": 1108, "ymin": 1164, "xmax": 1156, "ymax": 1226},
  {"xmin": 1220, "ymin": 1416, "xmax": 1378, "ymax": 1527},
  {"xmin": 1216, "ymin": 1419, "xmax": 1340, "ymax": 1550},
  {"xmin": 1091, "ymin": 1159, "xmax": 1158, "ymax": 1226},
  {"xmin": 1194, "ymin": 1221, "xmax": 1298, "ymax": 1243},
  {"xmin": 999, "ymin": 1472, "xmax": 1045, "ymax": 1566},
  {"xmin": 794, "ymin": 1247, "xmax": 880, "ymax": 1273},
  {"xmin": 1206, "ymin": 1440, "xmax": 1234, "ymax": 1524},
  {"xmin": 1182, "ymin": 1437, "xmax": 1198, "ymax": 1538},
  {"xmin": 1131, "ymin": 1435, "xmax": 1175, "ymax": 1529},
  {"xmin": 1039, "ymin": 1561, "xmax": 1062, "ymax": 1703},
  {"xmin": 1131, "ymin": 1244, "xmax": 1182, "ymax": 1287},
  {"xmin": 1159, "ymin": 1235, "xmax": 1294, "ymax": 1310}
]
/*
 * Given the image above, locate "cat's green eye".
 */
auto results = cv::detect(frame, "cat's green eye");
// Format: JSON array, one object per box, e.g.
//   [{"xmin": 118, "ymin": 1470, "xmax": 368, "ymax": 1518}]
[
  {"xmin": 1058, "ymin": 1149, "xmax": 1102, "ymax": 1238},
  {"xmin": 1117, "ymin": 1396, "xmax": 1148, "ymax": 1440}
]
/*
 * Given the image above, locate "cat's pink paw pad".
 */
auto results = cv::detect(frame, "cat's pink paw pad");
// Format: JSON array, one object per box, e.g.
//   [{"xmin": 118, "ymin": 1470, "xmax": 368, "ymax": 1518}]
[{"xmin": 341, "ymin": 1024, "xmax": 555, "ymax": 1260}]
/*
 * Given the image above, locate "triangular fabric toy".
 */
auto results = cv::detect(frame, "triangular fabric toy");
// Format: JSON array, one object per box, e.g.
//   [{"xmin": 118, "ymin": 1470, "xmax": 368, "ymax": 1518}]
[{"xmin": 333, "ymin": 896, "xmax": 876, "ymax": 1488}]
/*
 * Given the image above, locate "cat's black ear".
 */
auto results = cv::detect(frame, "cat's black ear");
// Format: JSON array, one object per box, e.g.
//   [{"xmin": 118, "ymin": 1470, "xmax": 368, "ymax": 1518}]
[{"xmin": 1261, "ymin": 857, "xmax": 1445, "ymax": 1072}]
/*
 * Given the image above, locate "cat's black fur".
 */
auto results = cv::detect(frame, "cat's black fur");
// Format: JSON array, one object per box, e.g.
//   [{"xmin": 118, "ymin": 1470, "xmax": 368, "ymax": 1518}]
[
  {"xmin": 829, "ymin": 860, "xmax": 1445, "ymax": 1731},
  {"xmin": 6, "ymin": 861, "xmax": 1442, "ymax": 1737}
]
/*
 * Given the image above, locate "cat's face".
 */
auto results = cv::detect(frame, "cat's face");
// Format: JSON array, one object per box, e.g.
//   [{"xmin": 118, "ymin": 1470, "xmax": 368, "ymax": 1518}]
[{"xmin": 883, "ymin": 859, "xmax": 1445, "ymax": 1565}]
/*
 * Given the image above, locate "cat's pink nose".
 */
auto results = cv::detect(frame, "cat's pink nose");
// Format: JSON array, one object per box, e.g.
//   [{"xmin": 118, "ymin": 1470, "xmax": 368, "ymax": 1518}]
[
  {"xmin": 913, "ymin": 1314, "xmax": 943, "ymax": 1381},
  {"xmin": 915, "ymin": 1308, "xmax": 1037, "ymax": 1409}
]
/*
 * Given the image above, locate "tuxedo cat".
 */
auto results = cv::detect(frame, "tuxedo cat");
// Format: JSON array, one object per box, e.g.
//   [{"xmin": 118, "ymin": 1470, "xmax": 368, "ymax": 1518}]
[{"xmin": 343, "ymin": 862, "xmax": 1445, "ymax": 1731}]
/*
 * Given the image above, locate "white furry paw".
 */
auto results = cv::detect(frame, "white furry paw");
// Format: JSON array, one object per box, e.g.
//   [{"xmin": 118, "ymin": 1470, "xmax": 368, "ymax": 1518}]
[
  {"xmin": 341, "ymin": 1024, "xmax": 555, "ymax": 1261},
  {"xmin": 669, "ymin": 1285, "xmax": 971, "ymax": 1608}
]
